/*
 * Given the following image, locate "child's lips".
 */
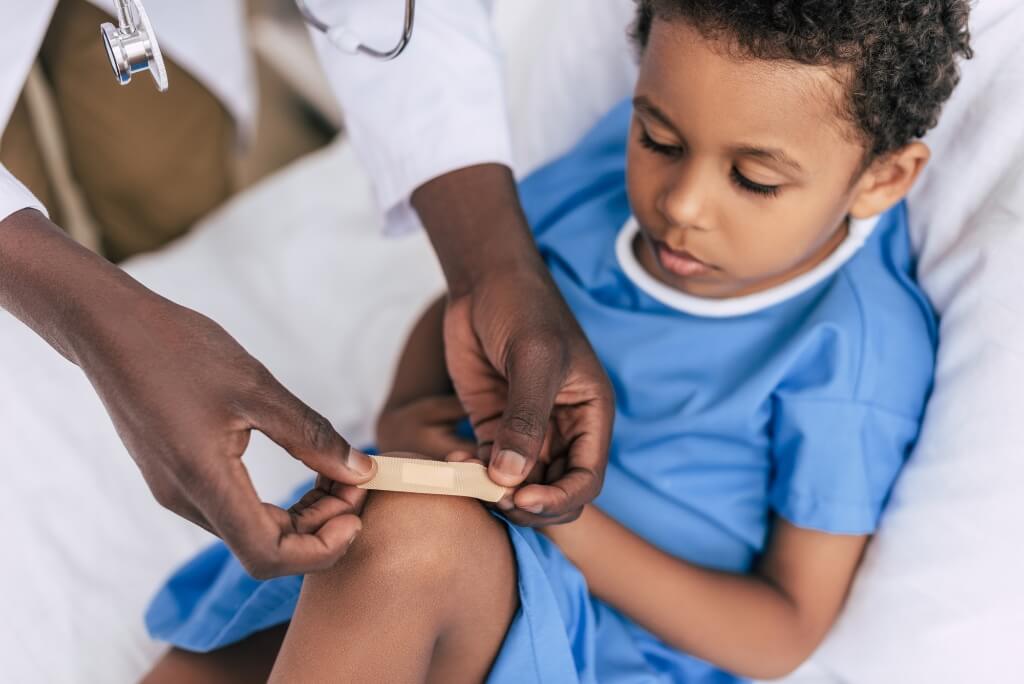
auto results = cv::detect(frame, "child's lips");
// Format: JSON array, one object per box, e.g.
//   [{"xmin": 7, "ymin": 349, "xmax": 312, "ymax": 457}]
[{"xmin": 655, "ymin": 242, "xmax": 715, "ymax": 278}]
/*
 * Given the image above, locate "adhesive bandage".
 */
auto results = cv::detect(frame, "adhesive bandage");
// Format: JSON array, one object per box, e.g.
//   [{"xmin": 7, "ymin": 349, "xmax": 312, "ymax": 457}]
[{"xmin": 358, "ymin": 456, "xmax": 508, "ymax": 503}]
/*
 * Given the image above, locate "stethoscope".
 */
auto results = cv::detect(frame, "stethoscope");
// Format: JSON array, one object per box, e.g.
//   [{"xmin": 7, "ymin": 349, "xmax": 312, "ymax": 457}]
[{"xmin": 101, "ymin": 0, "xmax": 417, "ymax": 93}]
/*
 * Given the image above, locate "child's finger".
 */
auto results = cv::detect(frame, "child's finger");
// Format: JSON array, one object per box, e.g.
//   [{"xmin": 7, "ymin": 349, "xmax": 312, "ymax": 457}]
[
  {"xmin": 439, "ymin": 434, "xmax": 477, "ymax": 455},
  {"xmin": 418, "ymin": 394, "xmax": 470, "ymax": 422},
  {"xmin": 445, "ymin": 449, "xmax": 485, "ymax": 466}
]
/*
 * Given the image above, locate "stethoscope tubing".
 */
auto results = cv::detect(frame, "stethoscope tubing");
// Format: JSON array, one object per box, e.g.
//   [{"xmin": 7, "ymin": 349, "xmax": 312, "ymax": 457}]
[{"xmin": 294, "ymin": 0, "xmax": 416, "ymax": 60}]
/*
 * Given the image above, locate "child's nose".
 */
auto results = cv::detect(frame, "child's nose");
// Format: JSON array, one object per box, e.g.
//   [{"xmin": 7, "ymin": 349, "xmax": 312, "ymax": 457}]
[{"xmin": 658, "ymin": 160, "xmax": 713, "ymax": 232}]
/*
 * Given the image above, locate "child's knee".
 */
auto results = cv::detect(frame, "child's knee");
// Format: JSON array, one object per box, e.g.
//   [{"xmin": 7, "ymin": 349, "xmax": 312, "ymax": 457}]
[
  {"xmin": 296, "ymin": 491, "xmax": 519, "ymax": 667},
  {"xmin": 342, "ymin": 492, "xmax": 513, "ymax": 588}
]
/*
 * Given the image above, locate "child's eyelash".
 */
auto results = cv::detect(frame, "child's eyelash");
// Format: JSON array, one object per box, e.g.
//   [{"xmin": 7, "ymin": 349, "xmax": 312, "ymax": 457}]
[
  {"xmin": 730, "ymin": 168, "xmax": 780, "ymax": 198},
  {"xmin": 638, "ymin": 130, "xmax": 681, "ymax": 157},
  {"xmin": 639, "ymin": 130, "xmax": 780, "ymax": 199}
]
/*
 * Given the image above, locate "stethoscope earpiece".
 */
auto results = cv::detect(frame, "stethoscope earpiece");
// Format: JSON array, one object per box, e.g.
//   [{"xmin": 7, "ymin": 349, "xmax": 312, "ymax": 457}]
[{"xmin": 100, "ymin": 0, "xmax": 168, "ymax": 92}]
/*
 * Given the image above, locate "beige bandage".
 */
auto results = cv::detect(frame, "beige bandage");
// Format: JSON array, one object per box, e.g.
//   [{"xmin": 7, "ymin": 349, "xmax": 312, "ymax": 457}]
[{"xmin": 358, "ymin": 456, "xmax": 508, "ymax": 503}]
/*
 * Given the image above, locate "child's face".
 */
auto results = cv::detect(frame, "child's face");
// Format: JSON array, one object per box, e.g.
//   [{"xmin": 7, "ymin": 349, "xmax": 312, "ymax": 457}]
[{"xmin": 627, "ymin": 21, "xmax": 871, "ymax": 298}]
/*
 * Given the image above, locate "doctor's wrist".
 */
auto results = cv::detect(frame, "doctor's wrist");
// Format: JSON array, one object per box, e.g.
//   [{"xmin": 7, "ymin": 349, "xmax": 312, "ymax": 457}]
[
  {"xmin": 412, "ymin": 163, "xmax": 543, "ymax": 296},
  {"xmin": 0, "ymin": 208, "xmax": 161, "ymax": 370}
]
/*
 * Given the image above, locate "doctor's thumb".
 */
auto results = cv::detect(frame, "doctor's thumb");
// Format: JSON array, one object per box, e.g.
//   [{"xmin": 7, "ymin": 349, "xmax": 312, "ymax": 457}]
[
  {"xmin": 490, "ymin": 342, "xmax": 564, "ymax": 488},
  {"xmin": 253, "ymin": 385, "xmax": 375, "ymax": 485}
]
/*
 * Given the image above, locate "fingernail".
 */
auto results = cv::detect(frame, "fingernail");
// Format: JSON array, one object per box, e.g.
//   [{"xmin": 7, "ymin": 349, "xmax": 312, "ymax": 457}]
[
  {"xmin": 521, "ymin": 504, "xmax": 544, "ymax": 514},
  {"xmin": 348, "ymin": 449, "xmax": 375, "ymax": 477},
  {"xmin": 496, "ymin": 498, "xmax": 514, "ymax": 512},
  {"xmin": 494, "ymin": 450, "xmax": 528, "ymax": 477}
]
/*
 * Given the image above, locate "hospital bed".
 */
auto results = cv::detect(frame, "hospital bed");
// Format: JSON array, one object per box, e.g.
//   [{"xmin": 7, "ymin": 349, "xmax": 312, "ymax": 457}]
[{"xmin": 1, "ymin": 1, "xmax": 1023, "ymax": 681}]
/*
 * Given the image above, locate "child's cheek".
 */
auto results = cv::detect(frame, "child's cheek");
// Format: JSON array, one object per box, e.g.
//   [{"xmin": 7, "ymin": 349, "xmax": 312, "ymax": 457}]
[{"xmin": 625, "ymin": 146, "xmax": 659, "ymax": 224}]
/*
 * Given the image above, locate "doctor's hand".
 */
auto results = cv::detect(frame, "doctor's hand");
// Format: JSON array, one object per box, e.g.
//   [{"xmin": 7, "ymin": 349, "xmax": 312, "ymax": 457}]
[
  {"xmin": 413, "ymin": 165, "xmax": 615, "ymax": 527},
  {"xmin": 88, "ymin": 297, "xmax": 377, "ymax": 579},
  {"xmin": 0, "ymin": 210, "xmax": 373, "ymax": 579}
]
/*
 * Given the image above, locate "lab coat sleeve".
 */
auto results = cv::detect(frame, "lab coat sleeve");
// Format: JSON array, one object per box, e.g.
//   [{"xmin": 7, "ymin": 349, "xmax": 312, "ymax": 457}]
[
  {"xmin": 0, "ymin": 163, "xmax": 48, "ymax": 224},
  {"xmin": 308, "ymin": 0, "xmax": 512, "ymax": 234}
]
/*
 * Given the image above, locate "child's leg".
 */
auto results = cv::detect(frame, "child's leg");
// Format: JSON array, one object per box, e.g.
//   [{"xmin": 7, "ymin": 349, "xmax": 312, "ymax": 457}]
[
  {"xmin": 143, "ymin": 491, "xmax": 518, "ymax": 683},
  {"xmin": 141, "ymin": 625, "xmax": 286, "ymax": 683},
  {"xmin": 270, "ymin": 491, "xmax": 519, "ymax": 683}
]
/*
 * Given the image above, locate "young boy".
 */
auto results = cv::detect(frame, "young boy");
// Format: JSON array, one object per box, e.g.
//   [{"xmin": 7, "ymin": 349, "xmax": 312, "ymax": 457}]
[{"xmin": 143, "ymin": 1, "xmax": 972, "ymax": 681}]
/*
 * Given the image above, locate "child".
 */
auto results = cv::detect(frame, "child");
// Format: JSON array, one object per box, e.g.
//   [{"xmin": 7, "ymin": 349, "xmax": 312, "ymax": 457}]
[{"xmin": 143, "ymin": 1, "xmax": 972, "ymax": 681}]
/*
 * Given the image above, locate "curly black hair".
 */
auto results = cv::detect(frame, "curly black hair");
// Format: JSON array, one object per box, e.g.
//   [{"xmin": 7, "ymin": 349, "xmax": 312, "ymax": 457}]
[{"xmin": 631, "ymin": 0, "xmax": 973, "ymax": 160}]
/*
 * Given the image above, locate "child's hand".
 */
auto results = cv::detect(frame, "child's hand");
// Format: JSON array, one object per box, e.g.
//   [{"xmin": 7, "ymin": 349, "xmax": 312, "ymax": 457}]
[{"xmin": 376, "ymin": 395, "xmax": 477, "ymax": 461}]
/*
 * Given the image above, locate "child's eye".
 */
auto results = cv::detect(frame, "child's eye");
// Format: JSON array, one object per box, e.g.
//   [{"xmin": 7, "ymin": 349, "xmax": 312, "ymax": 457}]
[
  {"xmin": 638, "ymin": 130, "xmax": 682, "ymax": 158},
  {"xmin": 730, "ymin": 168, "xmax": 780, "ymax": 198}
]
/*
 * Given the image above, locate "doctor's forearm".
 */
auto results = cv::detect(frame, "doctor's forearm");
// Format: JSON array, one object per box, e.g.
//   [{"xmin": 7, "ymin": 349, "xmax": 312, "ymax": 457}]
[
  {"xmin": 411, "ymin": 164, "xmax": 547, "ymax": 295},
  {"xmin": 0, "ymin": 208, "xmax": 148, "ymax": 367}
]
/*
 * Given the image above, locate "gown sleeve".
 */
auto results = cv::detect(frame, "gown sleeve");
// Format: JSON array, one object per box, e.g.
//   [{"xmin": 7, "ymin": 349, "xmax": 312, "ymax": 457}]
[
  {"xmin": 0, "ymin": 162, "xmax": 48, "ymax": 223},
  {"xmin": 769, "ymin": 392, "xmax": 924, "ymax": 535}
]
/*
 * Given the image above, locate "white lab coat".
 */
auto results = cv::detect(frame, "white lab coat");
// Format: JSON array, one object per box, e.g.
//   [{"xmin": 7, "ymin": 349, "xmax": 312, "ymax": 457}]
[{"xmin": 0, "ymin": 0, "xmax": 512, "ymax": 235}]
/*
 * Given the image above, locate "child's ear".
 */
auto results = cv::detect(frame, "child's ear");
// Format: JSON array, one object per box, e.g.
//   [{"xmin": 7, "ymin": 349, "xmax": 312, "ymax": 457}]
[{"xmin": 848, "ymin": 142, "xmax": 930, "ymax": 219}]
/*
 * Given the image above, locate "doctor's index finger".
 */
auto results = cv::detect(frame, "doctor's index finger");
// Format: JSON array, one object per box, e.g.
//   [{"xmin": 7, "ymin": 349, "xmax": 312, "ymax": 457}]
[
  {"xmin": 512, "ymin": 466, "xmax": 604, "ymax": 520},
  {"xmin": 242, "ymin": 369, "xmax": 375, "ymax": 485},
  {"xmin": 512, "ymin": 402, "xmax": 612, "ymax": 517}
]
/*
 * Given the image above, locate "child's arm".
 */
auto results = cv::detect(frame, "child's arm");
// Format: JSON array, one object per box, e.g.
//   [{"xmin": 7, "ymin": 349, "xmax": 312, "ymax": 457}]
[
  {"xmin": 376, "ymin": 295, "xmax": 475, "ymax": 458},
  {"xmin": 383, "ymin": 295, "xmax": 452, "ymax": 408},
  {"xmin": 543, "ymin": 505, "xmax": 866, "ymax": 679}
]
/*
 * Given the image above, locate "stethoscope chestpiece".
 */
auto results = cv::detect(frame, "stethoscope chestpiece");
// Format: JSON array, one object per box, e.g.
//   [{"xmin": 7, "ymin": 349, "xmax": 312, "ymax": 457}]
[{"xmin": 100, "ymin": 0, "xmax": 168, "ymax": 92}]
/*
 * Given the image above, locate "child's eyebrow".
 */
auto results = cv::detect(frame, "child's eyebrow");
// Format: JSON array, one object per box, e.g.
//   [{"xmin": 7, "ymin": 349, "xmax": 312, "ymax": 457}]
[
  {"xmin": 633, "ymin": 96, "xmax": 680, "ymax": 134},
  {"xmin": 733, "ymin": 145, "xmax": 805, "ymax": 175}
]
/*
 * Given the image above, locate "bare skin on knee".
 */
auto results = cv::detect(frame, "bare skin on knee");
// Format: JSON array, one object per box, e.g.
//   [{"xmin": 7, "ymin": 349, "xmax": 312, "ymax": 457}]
[{"xmin": 269, "ymin": 492, "xmax": 519, "ymax": 683}]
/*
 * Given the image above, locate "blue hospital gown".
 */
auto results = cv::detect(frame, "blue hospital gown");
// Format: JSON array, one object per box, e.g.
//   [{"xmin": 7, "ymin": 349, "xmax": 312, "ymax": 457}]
[{"xmin": 145, "ymin": 100, "xmax": 937, "ymax": 682}]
